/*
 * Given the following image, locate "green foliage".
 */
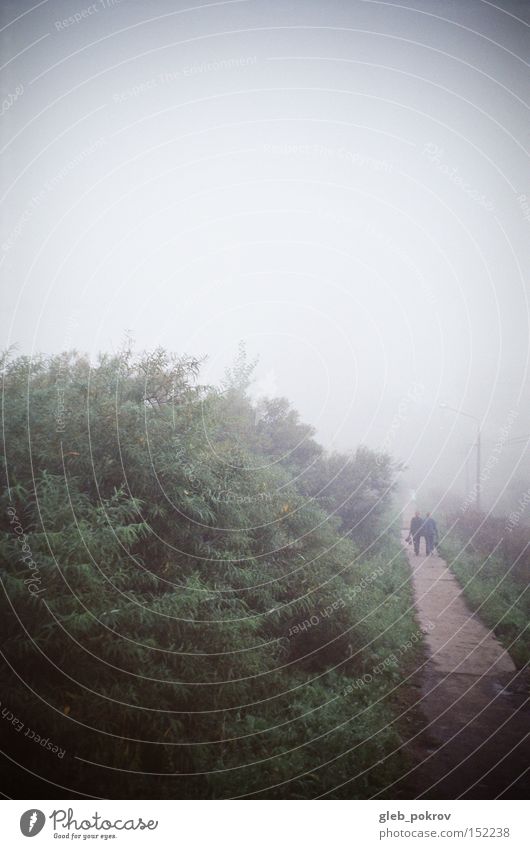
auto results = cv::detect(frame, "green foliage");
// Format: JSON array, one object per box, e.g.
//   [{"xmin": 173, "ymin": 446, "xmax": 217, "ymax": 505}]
[{"xmin": 1, "ymin": 347, "xmax": 415, "ymax": 798}]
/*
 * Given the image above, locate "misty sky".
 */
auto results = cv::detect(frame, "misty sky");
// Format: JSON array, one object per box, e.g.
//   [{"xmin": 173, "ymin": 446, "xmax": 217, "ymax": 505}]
[{"xmin": 1, "ymin": 0, "xmax": 529, "ymax": 507}]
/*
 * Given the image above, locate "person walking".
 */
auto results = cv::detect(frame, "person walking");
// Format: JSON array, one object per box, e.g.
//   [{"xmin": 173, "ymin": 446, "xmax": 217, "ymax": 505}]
[
  {"xmin": 423, "ymin": 512, "xmax": 438, "ymax": 556},
  {"xmin": 407, "ymin": 510, "xmax": 424, "ymax": 555}
]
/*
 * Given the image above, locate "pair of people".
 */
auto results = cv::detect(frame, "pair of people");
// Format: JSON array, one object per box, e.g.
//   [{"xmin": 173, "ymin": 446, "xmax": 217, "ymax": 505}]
[{"xmin": 407, "ymin": 511, "xmax": 438, "ymax": 556}]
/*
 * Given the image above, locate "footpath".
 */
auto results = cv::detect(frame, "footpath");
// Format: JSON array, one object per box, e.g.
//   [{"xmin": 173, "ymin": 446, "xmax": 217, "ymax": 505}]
[{"xmin": 394, "ymin": 531, "xmax": 528, "ymax": 798}]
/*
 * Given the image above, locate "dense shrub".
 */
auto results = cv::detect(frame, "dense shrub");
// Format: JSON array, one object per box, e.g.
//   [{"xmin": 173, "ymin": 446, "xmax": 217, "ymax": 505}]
[{"xmin": 0, "ymin": 348, "xmax": 416, "ymax": 798}]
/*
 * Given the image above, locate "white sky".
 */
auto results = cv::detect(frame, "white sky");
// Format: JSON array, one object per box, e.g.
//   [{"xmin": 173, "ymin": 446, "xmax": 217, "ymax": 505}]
[{"xmin": 1, "ymin": 0, "xmax": 529, "ymax": 505}]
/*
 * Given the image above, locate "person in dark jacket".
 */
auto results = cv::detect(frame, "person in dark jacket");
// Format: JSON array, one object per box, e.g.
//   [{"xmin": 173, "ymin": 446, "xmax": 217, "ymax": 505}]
[
  {"xmin": 407, "ymin": 511, "xmax": 423, "ymax": 555},
  {"xmin": 423, "ymin": 512, "xmax": 438, "ymax": 555}
]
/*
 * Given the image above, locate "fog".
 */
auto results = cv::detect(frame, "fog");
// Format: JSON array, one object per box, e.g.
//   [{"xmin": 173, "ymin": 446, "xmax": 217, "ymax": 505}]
[{"xmin": 2, "ymin": 0, "xmax": 529, "ymax": 511}]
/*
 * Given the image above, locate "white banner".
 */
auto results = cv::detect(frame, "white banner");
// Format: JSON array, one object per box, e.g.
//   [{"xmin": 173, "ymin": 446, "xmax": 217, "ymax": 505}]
[{"xmin": 1, "ymin": 799, "xmax": 527, "ymax": 848}]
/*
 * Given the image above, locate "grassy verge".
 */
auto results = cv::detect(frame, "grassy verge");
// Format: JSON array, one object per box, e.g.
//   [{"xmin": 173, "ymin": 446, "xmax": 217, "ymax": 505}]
[
  {"xmin": 440, "ymin": 535, "xmax": 529, "ymax": 669},
  {"xmin": 323, "ymin": 533, "xmax": 427, "ymax": 799}
]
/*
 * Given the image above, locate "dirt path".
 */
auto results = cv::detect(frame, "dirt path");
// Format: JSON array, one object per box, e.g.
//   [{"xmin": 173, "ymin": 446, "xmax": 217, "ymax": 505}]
[{"xmin": 395, "ymin": 530, "xmax": 529, "ymax": 799}]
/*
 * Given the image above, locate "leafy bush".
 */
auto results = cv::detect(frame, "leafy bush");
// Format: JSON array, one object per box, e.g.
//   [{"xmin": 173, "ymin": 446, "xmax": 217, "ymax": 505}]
[{"xmin": 1, "ymin": 347, "xmax": 416, "ymax": 798}]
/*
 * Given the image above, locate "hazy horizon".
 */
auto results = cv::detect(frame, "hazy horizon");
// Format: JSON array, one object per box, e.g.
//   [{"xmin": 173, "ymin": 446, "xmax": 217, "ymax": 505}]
[{"xmin": 2, "ymin": 0, "xmax": 529, "ymax": 509}]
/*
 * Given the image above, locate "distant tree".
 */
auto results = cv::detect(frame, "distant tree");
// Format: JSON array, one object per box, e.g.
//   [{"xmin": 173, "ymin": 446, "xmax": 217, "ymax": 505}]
[{"xmin": 222, "ymin": 340, "xmax": 258, "ymax": 394}]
